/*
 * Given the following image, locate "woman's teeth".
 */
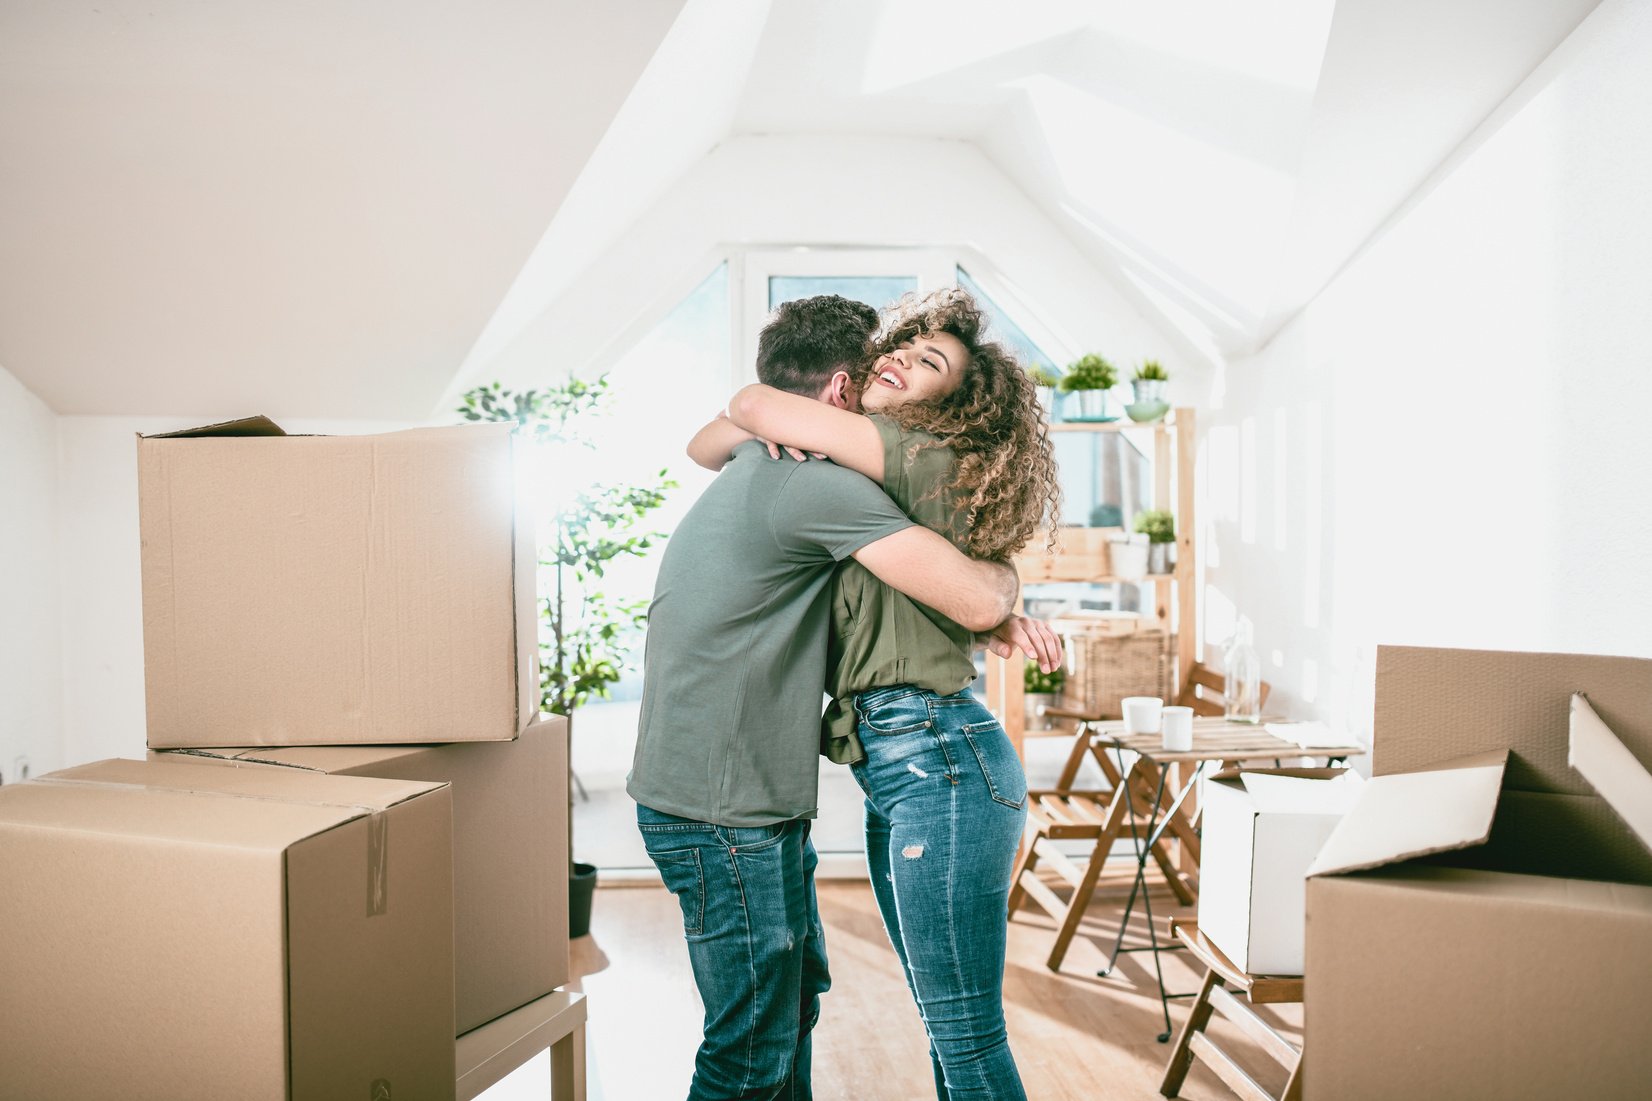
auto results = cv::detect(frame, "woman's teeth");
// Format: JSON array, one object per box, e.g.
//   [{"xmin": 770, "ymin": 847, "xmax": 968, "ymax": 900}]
[{"xmin": 880, "ymin": 371, "xmax": 904, "ymax": 389}]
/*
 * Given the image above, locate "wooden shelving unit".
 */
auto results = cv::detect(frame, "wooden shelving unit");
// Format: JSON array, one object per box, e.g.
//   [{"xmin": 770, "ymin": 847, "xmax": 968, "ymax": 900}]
[{"xmin": 985, "ymin": 408, "xmax": 1197, "ymax": 756}]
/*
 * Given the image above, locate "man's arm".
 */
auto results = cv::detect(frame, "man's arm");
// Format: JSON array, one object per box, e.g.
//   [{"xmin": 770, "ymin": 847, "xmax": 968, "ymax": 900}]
[{"xmin": 850, "ymin": 526, "xmax": 1017, "ymax": 634}]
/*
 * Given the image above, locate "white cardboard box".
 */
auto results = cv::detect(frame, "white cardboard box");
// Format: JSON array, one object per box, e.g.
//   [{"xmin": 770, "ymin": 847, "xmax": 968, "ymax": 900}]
[{"xmin": 1197, "ymin": 766, "xmax": 1361, "ymax": 975}]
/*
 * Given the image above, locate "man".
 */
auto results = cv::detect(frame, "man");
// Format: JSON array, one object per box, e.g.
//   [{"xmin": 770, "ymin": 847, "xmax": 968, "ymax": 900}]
[{"xmin": 628, "ymin": 295, "xmax": 1033, "ymax": 1101}]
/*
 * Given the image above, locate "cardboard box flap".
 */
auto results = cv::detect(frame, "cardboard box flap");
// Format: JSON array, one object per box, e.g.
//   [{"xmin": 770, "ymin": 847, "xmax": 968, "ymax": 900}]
[
  {"xmin": 142, "ymin": 415, "xmax": 286, "ymax": 439},
  {"xmin": 1570, "ymin": 693, "xmax": 1652, "ymax": 854},
  {"xmin": 0, "ymin": 773, "xmax": 377, "ymax": 853},
  {"xmin": 1308, "ymin": 751, "xmax": 1507, "ymax": 878},
  {"xmin": 1374, "ymin": 646, "xmax": 1652, "ymax": 795},
  {"xmin": 53, "ymin": 758, "xmax": 441, "ymax": 812},
  {"xmin": 1240, "ymin": 770, "xmax": 1363, "ymax": 815},
  {"xmin": 168, "ymin": 744, "xmax": 435, "ymax": 773}
]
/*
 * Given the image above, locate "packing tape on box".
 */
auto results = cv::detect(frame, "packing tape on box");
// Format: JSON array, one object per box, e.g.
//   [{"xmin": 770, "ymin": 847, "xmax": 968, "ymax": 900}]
[{"xmin": 30, "ymin": 776, "xmax": 393, "ymax": 917}]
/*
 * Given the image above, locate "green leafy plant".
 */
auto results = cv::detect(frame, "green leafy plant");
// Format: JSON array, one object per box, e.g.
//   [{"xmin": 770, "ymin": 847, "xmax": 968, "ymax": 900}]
[
  {"xmin": 1060, "ymin": 354, "xmax": 1118, "ymax": 392},
  {"xmin": 1133, "ymin": 509, "xmax": 1176, "ymax": 544},
  {"xmin": 1024, "ymin": 663, "xmax": 1066, "ymax": 695},
  {"xmin": 458, "ymin": 378, "xmax": 677, "ymax": 716},
  {"xmin": 1027, "ymin": 365, "xmax": 1061, "ymax": 388},
  {"xmin": 1134, "ymin": 360, "xmax": 1168, "ymax": 382}
]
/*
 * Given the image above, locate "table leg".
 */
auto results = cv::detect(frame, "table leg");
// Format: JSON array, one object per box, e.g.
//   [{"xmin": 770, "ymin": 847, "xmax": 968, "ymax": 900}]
[{"xmin": 549, "ymin": 1022, "xmax": 586, "ymax": 1100}]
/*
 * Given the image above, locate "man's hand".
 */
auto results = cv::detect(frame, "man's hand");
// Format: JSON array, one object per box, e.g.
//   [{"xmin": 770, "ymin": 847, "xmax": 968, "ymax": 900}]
[{"xmin": 980, "ymin": 615, "xmax": 1064, "ymax": 674}]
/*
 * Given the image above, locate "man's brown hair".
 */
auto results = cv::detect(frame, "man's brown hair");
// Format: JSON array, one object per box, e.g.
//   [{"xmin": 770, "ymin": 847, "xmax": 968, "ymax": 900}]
[{"xmin": 755, "ymin": 294, "xmax": 879, "ymax": 396}]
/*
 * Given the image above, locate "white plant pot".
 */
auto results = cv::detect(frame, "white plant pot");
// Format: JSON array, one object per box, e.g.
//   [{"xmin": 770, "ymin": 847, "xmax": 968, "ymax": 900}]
[
  {"xmin": 1072, "ymin": 389, "xmax": 1112, "ymax": 420},
  {"xmin": 1111, "ymin": 542, "xmax": 1149, "ymax": 581},
  {"xmin": 1024, "ymin": 692, "xmax": 1058, "ymax": 732}
]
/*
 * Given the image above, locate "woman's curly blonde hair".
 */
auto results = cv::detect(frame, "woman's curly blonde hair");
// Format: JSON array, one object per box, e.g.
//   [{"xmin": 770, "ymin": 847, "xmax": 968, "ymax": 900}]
[{"xmin": 860, "ymin": 286, "xmax": 1061, "ymax": 560}]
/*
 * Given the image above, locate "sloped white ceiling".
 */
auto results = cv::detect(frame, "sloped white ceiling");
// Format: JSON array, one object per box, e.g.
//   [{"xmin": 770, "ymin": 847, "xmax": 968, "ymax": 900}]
[
  {"xmin": 0, "ymin": 0, "xmax": 1605, "ymax": 419},
  {"xmin": 0, "ymin": 0, "xmax": 686, "ymax": 417}
]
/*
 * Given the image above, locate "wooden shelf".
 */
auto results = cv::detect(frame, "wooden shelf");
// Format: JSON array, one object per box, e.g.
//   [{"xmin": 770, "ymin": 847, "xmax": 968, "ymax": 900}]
[
  {"xmin": 1046, "ymin": 417, "xmax": 1177, "ymax": 433},
  {"xmin": 988, "ymin": 407, "xmax": 1199, "ymax": 759}
]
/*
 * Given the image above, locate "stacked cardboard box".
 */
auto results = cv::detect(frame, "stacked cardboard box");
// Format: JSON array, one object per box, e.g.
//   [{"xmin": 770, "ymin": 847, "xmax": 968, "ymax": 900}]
[
  {"xmin": 1304, "ymin": 646, "xmax": 1652, "ymax": 1100},
  {"xmin": 0, "ymin": 419, "xmax": 570, "ymax": 1099}
]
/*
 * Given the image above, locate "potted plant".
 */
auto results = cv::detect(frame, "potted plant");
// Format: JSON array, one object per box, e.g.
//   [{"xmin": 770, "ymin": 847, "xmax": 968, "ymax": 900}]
[
  {"xmin": 1133, "ymin": 508, "xmax": 1176, "ymax": 574},
  {"xmin": 1059, "ymin": 354, "xmax": 1119, "ymax": 421},
  {"xmin": 458, "ymin": 378, "xmax": 676, "ymax": 938},
  {"xmin": 1027, "ymin": 365, "xmax": 1061, "ymax": 421},
  {"xmin": 1024, "ymin": 661, "xmax": 1066, "ymax": 731},
  {"xmin": 1132, "ymin": 360, "xmax": 1169, "ymax": 405}
]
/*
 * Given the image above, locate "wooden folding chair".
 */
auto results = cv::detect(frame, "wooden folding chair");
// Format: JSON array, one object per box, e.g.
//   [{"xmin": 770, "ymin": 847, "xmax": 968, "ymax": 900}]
[
  {"xmin": 1160, "ymin": 919, "xmax": 1303, "ymax": 1101},
  {"xmin": 1007, "ymin": 663, "xmax": 1268, "ymax": 972}
]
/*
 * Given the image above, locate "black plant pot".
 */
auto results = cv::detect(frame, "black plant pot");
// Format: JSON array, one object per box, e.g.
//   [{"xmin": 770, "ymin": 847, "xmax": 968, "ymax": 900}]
[{"xmin": 569, "ymin": 861, "xmax": 598, "ymax": 938}]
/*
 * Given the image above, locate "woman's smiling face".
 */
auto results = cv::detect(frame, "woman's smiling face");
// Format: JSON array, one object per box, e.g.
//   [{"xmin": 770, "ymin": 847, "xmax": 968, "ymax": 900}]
[{"xmin": 860, "ymin": 331, "xmax": 970, "ymax": 412}]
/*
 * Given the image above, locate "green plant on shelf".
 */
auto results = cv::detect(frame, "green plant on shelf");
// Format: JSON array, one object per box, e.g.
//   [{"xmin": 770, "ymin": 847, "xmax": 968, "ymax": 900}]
[
  {"xmin": 1059, "ymin": 354, "xmax": 1118, "ymax": 392},
  {"xmin": 1024, "ymin": 662, "xmax": 1066, "ymax": 695},
  {"xmin": 1027, "ymin": 365, "xmax": 1061, "ymax": 388},
  {"xmin": 1133, "ymin": 509, "xmax": 1176, "ymax": 544},
  {"xmin": 1134, "ymin": 360, "xmax": 1168, "ymax": 381}
]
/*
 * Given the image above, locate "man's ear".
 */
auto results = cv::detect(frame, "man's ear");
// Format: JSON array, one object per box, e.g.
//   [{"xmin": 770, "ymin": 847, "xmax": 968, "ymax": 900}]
[{"xmin": 828, "ymin": 370, "xmax": 858, "ymax": 411}]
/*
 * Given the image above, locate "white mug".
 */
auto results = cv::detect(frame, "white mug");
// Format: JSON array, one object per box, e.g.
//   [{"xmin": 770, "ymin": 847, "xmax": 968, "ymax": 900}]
[
  {"xmin": 1161, "ymin": 705, "xmax": 1194, "ymax": 751},
  {"xmin": 1122, "ymin": 696, "xmax": 1164, "ymax": 735}
]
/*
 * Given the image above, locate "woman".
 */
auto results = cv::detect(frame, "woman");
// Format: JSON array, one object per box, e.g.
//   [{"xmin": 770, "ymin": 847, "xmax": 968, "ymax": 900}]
[{"xmin": 692, "ymin": 286, "xmax": 1062, "ymax": 1099}]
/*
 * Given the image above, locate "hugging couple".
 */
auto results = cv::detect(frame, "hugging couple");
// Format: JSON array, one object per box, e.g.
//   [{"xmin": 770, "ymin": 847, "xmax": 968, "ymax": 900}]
[{"xmin": 628, "ymin": 286, "xmax": 1064, "ymax": 1100}]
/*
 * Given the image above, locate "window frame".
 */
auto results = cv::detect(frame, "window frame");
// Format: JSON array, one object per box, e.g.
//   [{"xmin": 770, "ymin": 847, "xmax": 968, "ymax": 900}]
[{"xmin": 731, "ymin": 246, "xmax": 958, "ymax": 391}]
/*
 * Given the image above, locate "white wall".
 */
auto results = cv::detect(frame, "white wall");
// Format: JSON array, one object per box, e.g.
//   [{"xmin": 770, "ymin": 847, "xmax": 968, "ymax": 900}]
[
  {"xmin": 57, "ymin": 414, "xmax": 414, "ymax": 765},
  {"xmin": 1202, "ymin": 0, "xmax": 1652, "ymax": 747},
  {"xmin": 0, "ymin": 362, "xmax": 64, "ymax": 783}
]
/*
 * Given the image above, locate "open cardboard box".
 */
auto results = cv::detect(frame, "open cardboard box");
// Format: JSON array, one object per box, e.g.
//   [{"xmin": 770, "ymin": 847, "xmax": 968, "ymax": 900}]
[
  {"xmin": 138, "ymin": 417, "xmax": 538, "ymax": 748},
  {"xmin": 1198, "ymin": 766, "xmax": 1360, "ymax": 975},
  {"xmin": 1303, "ymin": 647, "xmax": 1652, "ymax": 1100},
  {"xmin": 154, "ymin": 714, "xmax": 570, "ymax": 1035},
  {"xmin": 0, "ymin": 757, "xmax": 456, "ymax": 1100}
]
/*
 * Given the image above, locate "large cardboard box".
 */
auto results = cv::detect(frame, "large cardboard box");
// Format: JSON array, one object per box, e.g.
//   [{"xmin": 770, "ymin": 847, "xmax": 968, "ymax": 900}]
[
  {"xmin": 1196, "ymin": 766, "xmax": 1359, "ymax": 975},
  {"xmin": 156, "ymin": 713, "xmax": 570, "ymax": 1034},
  {"xmin": 0, "ymin": 757, "xmax": 456, "ymax": 1100},
  {"xmin": 1303, "ymin": 647, "xmax": 1652, "ymax": 1100},
  {"xmin": 138, "ymin": 417, "xmax": 537, "ymax": 748}
]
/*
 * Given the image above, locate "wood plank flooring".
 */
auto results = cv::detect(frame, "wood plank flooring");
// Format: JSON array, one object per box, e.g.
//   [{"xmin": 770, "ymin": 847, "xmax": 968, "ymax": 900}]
[{"xmin": 566, "ymin": 876, "xmax": 1302, "ymax": 1100}]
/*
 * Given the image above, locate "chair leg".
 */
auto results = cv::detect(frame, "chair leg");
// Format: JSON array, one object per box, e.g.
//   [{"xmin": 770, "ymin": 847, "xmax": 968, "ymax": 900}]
[
  {"xmin": 1053, "ymin": 723, "xmax": 1094, "ymax": 789},
  {"xmin": 1148, "ymin": 830, "xmax": 1196, "ymax": 907},
  {"xmin": 1046, "ymin": 837, "xmax": 1109, "ymax": 971},
  {"xmin": 1159, "ymin": 967, "xmax": 1221, "ymax": 1097},
  {"xmin": 1281, "ymin": 1054, "xmax": 1304, "ymax": 1101}
]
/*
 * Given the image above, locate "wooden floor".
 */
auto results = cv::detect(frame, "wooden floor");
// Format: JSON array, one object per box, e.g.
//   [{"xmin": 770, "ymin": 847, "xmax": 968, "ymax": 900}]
[{"xmin": 566, "ymin": 874, "xmax": 1301, "ymax": 1101}]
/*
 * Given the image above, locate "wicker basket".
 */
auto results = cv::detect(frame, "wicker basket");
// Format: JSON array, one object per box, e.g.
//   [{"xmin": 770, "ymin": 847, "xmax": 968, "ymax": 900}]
[{"xmin": 1055, "ymin": 623, "xmax": 1173, "ymax": 719}]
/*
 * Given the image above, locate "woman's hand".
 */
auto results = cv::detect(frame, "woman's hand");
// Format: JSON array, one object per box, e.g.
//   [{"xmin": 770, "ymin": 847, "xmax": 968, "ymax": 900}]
[{"xmin": 979, "ymin": 615, "xmax": 1064, "ymax": 673}]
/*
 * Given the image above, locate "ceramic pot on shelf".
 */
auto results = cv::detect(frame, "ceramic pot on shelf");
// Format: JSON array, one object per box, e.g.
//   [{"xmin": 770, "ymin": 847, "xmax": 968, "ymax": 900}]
[
  {"xmin": 1132, "ymin": 378, "xmax": 1167, "ymax": 406},
  {"xmin": 1074, "ymin": 389, "xmax": 1112, "ymax": 420}
]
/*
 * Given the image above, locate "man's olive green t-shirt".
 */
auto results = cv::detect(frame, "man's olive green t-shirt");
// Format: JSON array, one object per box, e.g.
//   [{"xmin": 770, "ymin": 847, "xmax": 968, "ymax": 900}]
[
  {"xmin": 627, "ymin": 441, "xmax": 914, "ymax": 827},
  {"xmin": 822, "ymin": 416, "xmax": 979, "ymax": 765}
]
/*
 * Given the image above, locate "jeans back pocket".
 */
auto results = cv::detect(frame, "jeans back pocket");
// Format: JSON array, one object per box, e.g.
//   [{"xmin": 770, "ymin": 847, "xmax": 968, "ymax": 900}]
[{"xmin": 961, "ymin": 720, "xmax": 1029, "ymax": 810}]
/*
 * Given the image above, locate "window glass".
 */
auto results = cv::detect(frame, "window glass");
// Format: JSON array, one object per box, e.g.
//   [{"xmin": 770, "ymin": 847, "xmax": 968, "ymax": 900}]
[
  {"xmin": 768, "ymin": 275, "xmax": 916, "ymax": 311},
  {"xmin": 955, "ymin": 266, "xmax": 1057, "ymax": 373}
]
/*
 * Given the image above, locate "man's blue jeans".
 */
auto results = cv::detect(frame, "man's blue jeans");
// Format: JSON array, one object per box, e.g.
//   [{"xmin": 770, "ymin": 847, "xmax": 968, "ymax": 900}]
[
  {"xmin": 637, "ymin": 803, "xmax": 829, "ymax": 1101},
  {"xmin": 851, "ymin": 685, "xmax": 1029, "ymax": 1101}
]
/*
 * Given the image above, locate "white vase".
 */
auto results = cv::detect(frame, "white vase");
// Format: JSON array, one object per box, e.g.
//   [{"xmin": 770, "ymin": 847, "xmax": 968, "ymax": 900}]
[{"xmin": 1111, "ymin": 541, "xmax": 1148, "ymax": 580}]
